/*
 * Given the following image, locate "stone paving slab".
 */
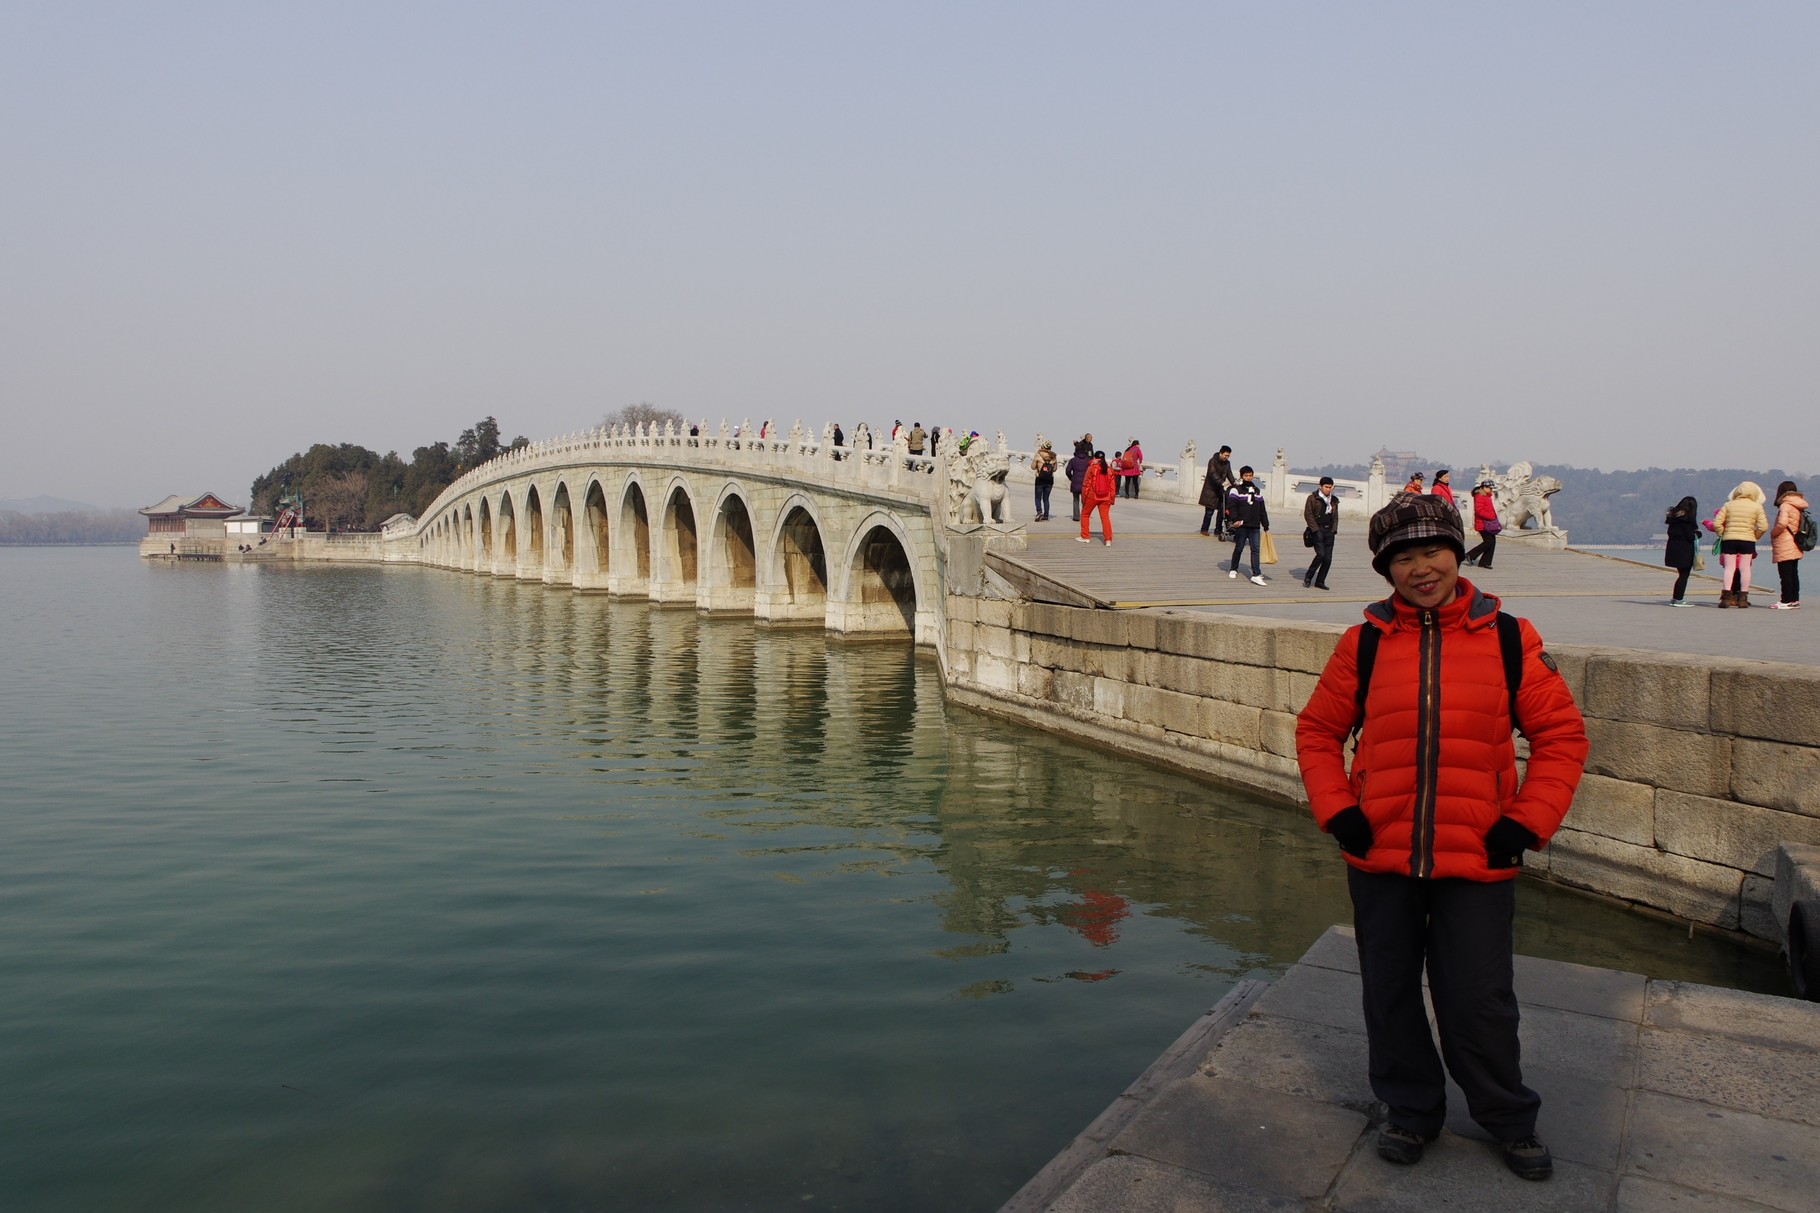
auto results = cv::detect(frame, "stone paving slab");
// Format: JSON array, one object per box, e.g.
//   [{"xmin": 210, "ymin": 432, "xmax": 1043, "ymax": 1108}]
[
  {"xmin": 1006, "ymin": 926, "xmax": 1820, "ymax": 1213},
  {"xmin": 1637, "ymin": 1027, "xmax": 1820, "ymax": 1127},
  {"xmin": 1106, "ymin": 1074, "xmax": 1367, "ymax": 1198},
  {"xmin": 1624, "ymin": 1091, "xmax": 1820, "ymax": 1212},
  {"xmin": 1615, "ymin": 1174, "xmax": 1790, "ymax": 1212},
  {"xmin": 1049, "ymin": 1154, "xmax": 1314, "ymax": 1213}
]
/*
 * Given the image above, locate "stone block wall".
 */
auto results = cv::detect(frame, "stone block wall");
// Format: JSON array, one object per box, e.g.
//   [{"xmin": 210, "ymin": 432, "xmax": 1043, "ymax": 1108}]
[{"xmin": 941, "ymin": 597, "xmax": 1820, "ymax": 942}]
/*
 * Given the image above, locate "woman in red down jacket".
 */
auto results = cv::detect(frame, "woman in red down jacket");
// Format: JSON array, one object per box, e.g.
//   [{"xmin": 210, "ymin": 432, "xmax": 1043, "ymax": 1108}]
[
  {"xmin": 1295, "ymin": 492, "xmax": 1587, "ymax": 1182},
  {"xmin": 1077, "ymin": 451, "xmax": 1117, "ymax": 546}
]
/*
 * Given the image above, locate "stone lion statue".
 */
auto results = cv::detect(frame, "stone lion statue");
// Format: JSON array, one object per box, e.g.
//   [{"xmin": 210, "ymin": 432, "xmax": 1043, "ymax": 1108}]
[
  {"xmin": 1485, "ymin": 461, "xmax": 1566, "ymax": 538},
  {"xmin": 947, "ymin": 447, "xmax": 1011, "ymax": 526}
]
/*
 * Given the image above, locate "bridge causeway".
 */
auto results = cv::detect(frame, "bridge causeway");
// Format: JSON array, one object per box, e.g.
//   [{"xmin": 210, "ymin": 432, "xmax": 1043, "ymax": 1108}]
[{"xmin": 993, "ymin": 493, "xmax": 1820, "ymax": 667}]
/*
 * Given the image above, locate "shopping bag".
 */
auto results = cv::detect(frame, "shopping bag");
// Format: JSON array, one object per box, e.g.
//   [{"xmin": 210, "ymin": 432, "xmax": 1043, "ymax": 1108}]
[
  {"xmin": 1694, "ymin": 550, "xmax": 1706, "ymax": 572},
  {"xmin": 1260, "ymin": 530, "xmax": 1279, "ymax": 565}
]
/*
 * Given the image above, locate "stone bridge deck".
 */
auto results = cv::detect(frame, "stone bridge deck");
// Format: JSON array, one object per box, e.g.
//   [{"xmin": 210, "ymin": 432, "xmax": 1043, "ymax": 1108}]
[
  {"xmin": 995, "ymin": 495, "xmax": 1819, "ymax": 666},
  {"xmin": 1006, "ymin": 926, "xmax": 1820, "ymax": 1213}
]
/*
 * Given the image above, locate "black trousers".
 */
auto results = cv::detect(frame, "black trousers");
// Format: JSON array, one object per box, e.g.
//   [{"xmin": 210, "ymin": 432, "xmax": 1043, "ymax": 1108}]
[
  {"xmin": 1465, "ymin": 532, "xmax": 1497, "ymax": 568},
  {"xmin": 1306, "ymin": 530, "xmax": 1334, "ymax": 586},
  {"xmin": 1780, "ymin": 559, "xmax": 1801, "ymax": 604},
  {"xmin": 1348, "ymin": 868, "xmax": 1538, "ymax": 1142}
]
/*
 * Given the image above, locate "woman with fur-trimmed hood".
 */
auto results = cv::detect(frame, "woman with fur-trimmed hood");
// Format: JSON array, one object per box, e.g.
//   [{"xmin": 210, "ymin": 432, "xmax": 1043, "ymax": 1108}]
[{"xmin": 1705, "ymin": 481, "xmax": 1769, "ymax": 608}]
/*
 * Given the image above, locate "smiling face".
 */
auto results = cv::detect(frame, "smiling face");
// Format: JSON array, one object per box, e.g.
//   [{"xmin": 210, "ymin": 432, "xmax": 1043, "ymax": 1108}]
[{"xmin": 1387, "ymin": 542, "xmax": 1461, "ymax": 610}]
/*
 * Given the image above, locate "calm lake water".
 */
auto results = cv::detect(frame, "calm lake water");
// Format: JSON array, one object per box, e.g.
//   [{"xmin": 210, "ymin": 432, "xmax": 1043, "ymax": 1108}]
[{"xmin": 0, "ymin": 547, "xmax": 1786, "ymax": 1211}]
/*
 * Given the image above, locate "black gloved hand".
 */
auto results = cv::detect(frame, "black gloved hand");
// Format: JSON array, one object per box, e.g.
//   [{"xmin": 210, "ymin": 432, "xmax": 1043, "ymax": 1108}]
[
  {"xmin": 1485, "ymin": 816, "xmax": 1539, "ymax": 869},
  {"xmin": 1327, "ymin": 806, "xmax": 1373, "ymax": 859}
]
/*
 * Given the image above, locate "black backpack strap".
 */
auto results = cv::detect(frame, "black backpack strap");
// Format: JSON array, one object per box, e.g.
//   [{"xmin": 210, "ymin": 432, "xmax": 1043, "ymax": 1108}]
[
  {"xmin": 1496, "ymin": 612, "xmax": 1524, "ymax": 735},
  {"xmin": 1350, "ymin": 624, "xmax": 1380, "ymax": 743}
]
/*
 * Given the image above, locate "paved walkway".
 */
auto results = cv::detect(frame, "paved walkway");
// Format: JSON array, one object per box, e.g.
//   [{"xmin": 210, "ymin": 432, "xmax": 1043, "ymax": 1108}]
[
  {"xmin": 1006, "ymin": 927, "xmax": 1820, "ymax": 1213},
  {"xmin": 1012, "ymin": 496, "xmax": 1819, "ymax": 665}
]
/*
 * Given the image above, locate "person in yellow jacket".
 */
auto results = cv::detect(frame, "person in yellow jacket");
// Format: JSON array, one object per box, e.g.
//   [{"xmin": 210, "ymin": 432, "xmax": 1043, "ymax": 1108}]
[{"xmin": 1705, "ymin": 481, "xmax": 1769, "ymax": 607}]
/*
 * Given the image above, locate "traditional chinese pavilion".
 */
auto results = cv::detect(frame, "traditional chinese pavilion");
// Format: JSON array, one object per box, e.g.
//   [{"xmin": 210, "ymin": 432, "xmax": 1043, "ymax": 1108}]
[{"xmin": 139, "ymin": 493, "xmax": 244, "ymax": 538}]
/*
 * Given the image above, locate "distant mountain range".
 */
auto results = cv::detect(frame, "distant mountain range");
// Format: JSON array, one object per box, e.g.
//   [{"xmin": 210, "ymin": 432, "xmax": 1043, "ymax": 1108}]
[
  {"xmin": 0, "ymin": 498, "xmax": 141, "ymax": 544},
  {"xmin": 0, "ymin": 495, "xmax": 106, "ymax": 514}
]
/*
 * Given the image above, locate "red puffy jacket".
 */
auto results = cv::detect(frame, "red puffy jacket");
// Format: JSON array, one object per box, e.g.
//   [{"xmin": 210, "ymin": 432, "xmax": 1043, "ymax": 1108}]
[
  {"xmin": 1295, "ymin": 581, "xmax": 1588, "ymax": 882},
  {"xmin": 1082, "ymin": 462, "xmax": 1117, "ymax": 506}
]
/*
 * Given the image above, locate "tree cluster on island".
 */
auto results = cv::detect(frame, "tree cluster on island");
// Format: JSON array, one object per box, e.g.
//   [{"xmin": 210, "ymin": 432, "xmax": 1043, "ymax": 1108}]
[
  {"xmin": 248, "ymin": 416, "xmax": 530, "ymax": 533},
  {"xmin": 242, "ymin": 406, "xmax": 687, "ymax": 533}
]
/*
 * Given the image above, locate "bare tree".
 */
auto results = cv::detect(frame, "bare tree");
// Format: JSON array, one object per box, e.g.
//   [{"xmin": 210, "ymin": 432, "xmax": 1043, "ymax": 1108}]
[
  {"xmin": 602, "ymin": 402, "xmax": 686, "ymax": 431},
  {"xmin": 310, "ymin": 472, "xmax": 370, "ymax": 531}
]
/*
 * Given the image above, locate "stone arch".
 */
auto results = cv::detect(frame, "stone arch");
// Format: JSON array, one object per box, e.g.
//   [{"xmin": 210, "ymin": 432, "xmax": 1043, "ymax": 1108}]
[
  {"xmin": 462, "ymin": 503, "xmax": 475, "ymax": 570},
  {"xmin": 834, "ymin": 513, "xmax": 921, "ymax": 637},
  {"xmin": 548, "ymin": 481, "xmax": 575, "ymax": 586},
  {"xmin": 497, "ymin": 491, "xmax": 518, "ymax": 577},
  {"xmin": 761, "ymin": 497, "xmax": 829, "ymax": 625},
  {"xmin": 704, "ymin": 486, "xmax": 758, "ymax": 614},
  {"xmin": 478, "ymin": 497, "xmax": 493, "ymax": 566},
  {"xmin": 577, "ymin": 478, "xmax": 612, "ymax": 590},
  {"xmin": 619, "ymin": 479, "xmax": 652, "ymax": 592},
  {"xmin": 654, "ymin": 481, "xmax": 700, "ymax": 604},
  {"xmin": 521, "ymin": 484, "xmax": 546, "ymax": 580}
]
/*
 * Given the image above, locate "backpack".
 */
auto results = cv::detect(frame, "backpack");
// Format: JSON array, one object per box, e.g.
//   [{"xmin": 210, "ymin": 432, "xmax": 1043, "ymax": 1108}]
[
  {"xmin": 1796, "ymin": 507, "xmax": 1818, "ymax": 553},
  {"xmin": 1350, "ymin": 612, "xmax": 1525, "ymax": 743}
]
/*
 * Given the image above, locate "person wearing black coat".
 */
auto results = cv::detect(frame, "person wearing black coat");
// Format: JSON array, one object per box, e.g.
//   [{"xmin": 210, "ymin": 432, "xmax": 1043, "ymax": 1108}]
[
  {"xmin": 1225, "ymin": 467, "xmax": 1271, "ymax": 583},
  {"xmin": 1664, "ymin": 496, "xmax": 1701, "ymax": 606},
  {"xmin": 1199, "ymin": 446, "xmax": 1236, "ymax": 537},
  {"xmin": 1065, "ymin": 450, "xmax": 1091, "ymax": 522}
]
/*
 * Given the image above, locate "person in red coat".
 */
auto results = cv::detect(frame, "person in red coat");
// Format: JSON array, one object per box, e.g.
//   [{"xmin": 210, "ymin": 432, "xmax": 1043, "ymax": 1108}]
[
  {"xmin": 1295, "ymin": 492, "xmax": 1588, "ymax": 1182},
  {"xmin": 1077, "ymin": 451, "xmax": 1117, "ymax": 545}
]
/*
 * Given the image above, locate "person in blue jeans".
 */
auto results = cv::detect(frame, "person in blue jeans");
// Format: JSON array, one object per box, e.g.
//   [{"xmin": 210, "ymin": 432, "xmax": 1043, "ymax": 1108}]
[{"xmin": 1225, "ymin": 466, "xmax": 1270, "ymax": 585}]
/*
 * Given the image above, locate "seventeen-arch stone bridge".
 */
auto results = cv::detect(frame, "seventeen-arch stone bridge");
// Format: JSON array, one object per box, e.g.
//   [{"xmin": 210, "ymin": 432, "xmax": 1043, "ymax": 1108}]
[{"xmin": 398, "ymin": 423, "xmax": 985, "ymax": 644}]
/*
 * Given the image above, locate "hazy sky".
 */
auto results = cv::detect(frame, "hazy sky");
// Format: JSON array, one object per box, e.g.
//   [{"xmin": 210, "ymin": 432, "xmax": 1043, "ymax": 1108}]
[{"xmin": 4, "ymin": 2, "xmax": 1815, "ymax": 508}]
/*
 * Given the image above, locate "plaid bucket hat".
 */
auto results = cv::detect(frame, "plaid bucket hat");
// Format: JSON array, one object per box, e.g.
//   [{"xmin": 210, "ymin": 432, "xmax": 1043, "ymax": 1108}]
[{"xmin": 1368, "ymin": 491, "xmax": 1467, "ymax": 575}]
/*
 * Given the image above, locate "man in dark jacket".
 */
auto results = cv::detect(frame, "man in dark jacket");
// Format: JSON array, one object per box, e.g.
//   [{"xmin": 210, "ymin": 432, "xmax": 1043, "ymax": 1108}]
[
  {"xmin": 1303, "ymin": 476, "xmax": 1340, "ymax": 589},
  {"xmin": 1200, "ymin": 446, "xmax": 1236, "ymax": 537},
  {"xmin": 1065, "ymin": 449, "xmax": 1091, "ymax": 522},
  {"xmin": 1225, "ymin": 466, "xmax": 1270, "ymax": 584}
]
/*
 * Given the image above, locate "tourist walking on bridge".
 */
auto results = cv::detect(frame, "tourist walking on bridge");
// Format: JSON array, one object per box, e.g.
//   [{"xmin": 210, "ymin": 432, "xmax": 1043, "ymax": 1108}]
[
  {"xmin": 1430, "ymin": 470, "xmax": 1455, "ymax": 510},
  {"xmin": 1770, "ymin": 480, "xmax": 1808, "ymax": 609},
  {"xmin": 1663, "ymin": 496, "xmax": 1701, "ymax": 606},
  {"xmin": 1706, "ymin": 481, "xmax": 1769, "ymax": 608},
  {"xmin": 1303, "ymin": 476, "xmax": 1339, "ymax": 590},
  {"xmin": 907, "ymin": 422, "xmax": 926, "ymax": 456},
  {"xmin": 1117, "ymin": 439, "xmax": 1144, "ymax": 498},
  {"xmin": 1225, "ymin": 466, "xmax": 1269, "ymax": 584},
  {"xmin": 1296, "ymin": 492, "xmax": 1588, "ymax": 1183},
  {"xmin": 1065, "ymin": 444, "xmax": 1090, "ymax": 522},
  {"xmin": 1199, "ymin": 445, "xmax": 1236, "ymax": 537},
  {"xmin": 1462, "ymin": 481, "xmax": 1500, "ymax": 569},
  {"xmin": 1077, "ymin": 451, "xmax": 1116, "ymax": 545},
  {"xmin": 1032, "ymin": 441, "xmax": 1057, "ymax": 522}
]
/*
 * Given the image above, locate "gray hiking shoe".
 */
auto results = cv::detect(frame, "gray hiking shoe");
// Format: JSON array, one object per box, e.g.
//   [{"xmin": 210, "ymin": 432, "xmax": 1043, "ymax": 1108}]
[
  {"xmin": 1501, "ymin": 1136, "xmax": 1553, "ymax": 1181},
  {"xmin": 1376, "ymin": 1124, "xmax": 1433, "ymax": 1165}
]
